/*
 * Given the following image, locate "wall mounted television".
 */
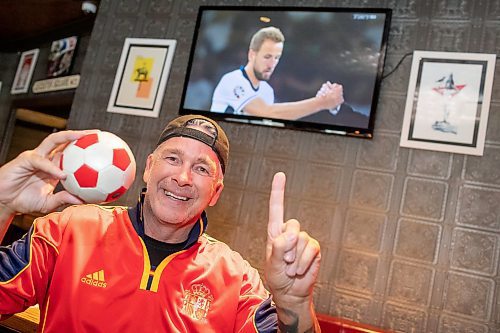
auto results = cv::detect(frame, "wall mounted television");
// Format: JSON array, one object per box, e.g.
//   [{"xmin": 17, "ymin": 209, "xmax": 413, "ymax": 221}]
[{"xmin": 180, "ymin": 6, "xmax": 392, "ymax": 138}]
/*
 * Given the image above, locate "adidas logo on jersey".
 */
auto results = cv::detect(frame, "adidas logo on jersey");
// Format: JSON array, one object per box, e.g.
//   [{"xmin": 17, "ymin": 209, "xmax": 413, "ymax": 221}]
[{"xmin": 81, "ymin": 269, "xmax": 107, "ymax": 288}]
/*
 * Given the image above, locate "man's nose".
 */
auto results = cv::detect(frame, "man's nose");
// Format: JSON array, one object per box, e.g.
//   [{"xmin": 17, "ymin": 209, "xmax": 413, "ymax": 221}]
[{"xmin": 174, "ymin": 165, "xmax": 192, "ymax": 186}]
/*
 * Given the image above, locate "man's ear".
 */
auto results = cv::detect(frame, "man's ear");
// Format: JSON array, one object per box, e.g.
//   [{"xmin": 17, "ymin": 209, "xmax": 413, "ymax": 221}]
[
  {"xmin": 248, "ymin": 49, "xmax": 255, "ymax": 62},
  {"xmin": 208, "ymin": 181, "xmax": 224, "ymax": 207},
  {"xmin": 142, "ymin": 154, "xmax": 154, "ymax": 183}
]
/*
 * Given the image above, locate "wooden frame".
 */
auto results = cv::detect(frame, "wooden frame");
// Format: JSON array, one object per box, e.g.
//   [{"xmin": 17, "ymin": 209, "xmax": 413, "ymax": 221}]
[
  {"xmin": 107, "ymin": 38, "xmax": 177, "ymax": 118},
  {"xmin": 400, "ymin": 51, "xmax": 496, "ymax": 156}
]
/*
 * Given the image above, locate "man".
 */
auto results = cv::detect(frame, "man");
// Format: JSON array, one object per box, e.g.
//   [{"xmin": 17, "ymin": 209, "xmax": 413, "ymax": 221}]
[
  {"xmin": 210, "ymin": 26, "xmax": 344, "ymax": 120},
  {"xmin": 0, "ymin": 115, "xmax": 321, "ymax": 332}
]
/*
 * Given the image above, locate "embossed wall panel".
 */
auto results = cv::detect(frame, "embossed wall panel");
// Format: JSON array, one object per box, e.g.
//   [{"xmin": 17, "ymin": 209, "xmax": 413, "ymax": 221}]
[
  {"xmin": 490, "ymin": 65, "xmax": 500, "ymax": 102},
  {"xmin": 303, "ymin": 131, "xmax": 348, "ymax": 165},
  {"xmin": 463, "ymin": 146, "xmax": 500, "ymax": 186},
  {"xmin": 430, "ymin": 0, "xmax": 475, "ymax": 19},
  {"xmin": 262, "ymin": 127, "xmax": 303, "ymax": 160},
  {"xmin": 221, "ymin": 152, "xmax": 252, "ymax": 189},
  {"xmin": 485, "ymin": 103, "xmax": 500, "ymax": 144},
  {"xmin": 295, "ymin": 200, "xmax": 336, "ymax": 246},
  {"xmin": 394, "ymin": 218, "xmax": 441, "ymax": 263},
  {"xmin": 373, "ymin": 94, "xmax": 407, "ymax": 133},
  {"xmin": 356, "ymin": 133, "xmax": 400, "ymax": 172},
  {"xmin": 456, "ymin": 185, "xmax": 500, "ymax": 232},
  {"xmin": 386, "ymin": 21, "xmax": 420, "ymax": 54},
  {"xmin": 379, "ymin": 57, "xmax": 414, "ymax": 96},
  {"xmin": 439, "ymin": 315, "xmax": 489, "ymax": 333},
  {"xmin": 481, "ymin": 22, "xmax": 500, "ymax": 54},
  {"xmin": 382, "ymin": 302, "xmax": 427, "ymax": 332},
  {"xmin": 426, "ymin": 22, "xmax": 472, "ymax": 50},
  {"xmin": 336, "ymin": 249, "xmax": 379, "ymax": 294},
  {"xmin": 331, "ymin": 290, "xmax": 374, "ymax": 325},
  {"xmin": 386, "ymin": 0, "xmax": 419, "ymax": 19},
  {"xmin": 205, "ymin": 187, "xmax": 243, "ymax": 225},
  {"xmin": 247, "ymin": 156, "xmax": 297, "ymax": 192},
  {"xmin": 443, "ymin": 272, "xmax": 494, "ymax": 321},
  {"xmin": 349, "ymin": 170, "xmax": 394, "ymax": 211},
  {"xmin": 407, "ymin": 150, "xmax": 452, "ymax": 179},
  {"xmin": 450, "ymin": 228, "xmax": 499, "ymax": 276},
  {"xmin": 298, "ymin": 163, "xmax": 343, "ymax": 203},
  {"xmin": 387, "ymin": 260, "xmax": 434, "ymax": 306},
  {"xmin": 56, "ymin": 0, "xmax": 500, "ymax": 331},
  {"xmin": 400, "ymin": 177, "xmax": 447, "ymax": 221},
  {"xmin": 224, "ymin": 123, "xmax": 259, "ymax": 153},
  {"xmin": 343, "ymin": 209, "xmax": 386, "ymax": 253}
]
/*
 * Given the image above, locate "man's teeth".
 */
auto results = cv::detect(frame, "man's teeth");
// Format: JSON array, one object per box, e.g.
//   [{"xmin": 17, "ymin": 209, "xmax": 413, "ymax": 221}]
[{"xmin": 164, "ymin": 190, "xmax": 188, "ymax": 201}]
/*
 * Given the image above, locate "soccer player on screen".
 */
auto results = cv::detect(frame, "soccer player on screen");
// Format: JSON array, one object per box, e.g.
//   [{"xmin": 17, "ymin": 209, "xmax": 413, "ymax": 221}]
[{"xmin": 210, "ymin": 26, "xmax": 344, "ymax": 120}]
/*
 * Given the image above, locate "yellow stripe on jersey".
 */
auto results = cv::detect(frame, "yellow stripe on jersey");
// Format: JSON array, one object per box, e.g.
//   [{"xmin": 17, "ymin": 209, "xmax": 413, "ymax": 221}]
[{"xmin": 138, "ymin": 237, "xmax": 151, "ymax": 290}]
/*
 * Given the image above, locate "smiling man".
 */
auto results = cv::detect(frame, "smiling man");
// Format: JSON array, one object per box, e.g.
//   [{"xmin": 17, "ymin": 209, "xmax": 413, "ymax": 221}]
[
  {"xmin": 210, "ymin": 26, "xmax": 344, "ymax": 120},
  {"xmin": 0, "ymin": 115, "xmax": 321, "ymax": 332}
]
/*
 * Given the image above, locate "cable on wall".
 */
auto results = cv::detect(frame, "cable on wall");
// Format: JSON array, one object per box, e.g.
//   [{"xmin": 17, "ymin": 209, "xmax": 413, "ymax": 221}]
[{"xmin": 381, "ymin": 52, "xmax": 413, "ymax": 80}]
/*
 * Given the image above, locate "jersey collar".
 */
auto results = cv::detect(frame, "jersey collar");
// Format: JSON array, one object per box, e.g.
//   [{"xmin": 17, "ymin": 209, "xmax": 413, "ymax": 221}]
[{"xmin": 240, "ymin": 65, "xmax": 259, "ymax": 91}]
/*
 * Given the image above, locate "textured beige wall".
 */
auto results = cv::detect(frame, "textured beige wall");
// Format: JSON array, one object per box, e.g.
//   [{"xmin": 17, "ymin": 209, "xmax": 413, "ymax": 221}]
[{"xmin": 67, "ymin": 1, "xmax": 500, "ymax": 332}]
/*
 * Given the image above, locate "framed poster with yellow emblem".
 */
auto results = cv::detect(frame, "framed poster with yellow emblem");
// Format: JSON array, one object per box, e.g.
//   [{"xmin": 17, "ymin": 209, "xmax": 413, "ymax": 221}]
[{"xmin": 107, "ymin": 38, "xmax": 177, "ymax": 118}]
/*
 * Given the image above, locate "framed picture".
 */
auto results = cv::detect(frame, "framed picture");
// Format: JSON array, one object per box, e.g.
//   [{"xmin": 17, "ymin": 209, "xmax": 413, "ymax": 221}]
[
  {"xmin": 11, "ymin": 48, "xmax": 39, "ymax": 94},
  {"xmin": 400, "ymin": 51, "xmax": 496, "ymax": 156},
  {"xmin": 107, "ymin": 38, "xmax": 177, "ymax": 118},
  {"xmin": 47, "ymin": 36, "xmax": 78, "ymax": 77}
]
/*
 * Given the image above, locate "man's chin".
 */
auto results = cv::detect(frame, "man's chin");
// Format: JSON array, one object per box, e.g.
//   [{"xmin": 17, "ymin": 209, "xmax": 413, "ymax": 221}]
[{"xmin": 255, "ymin": 71, "xmax": 272, "ymax": 81}]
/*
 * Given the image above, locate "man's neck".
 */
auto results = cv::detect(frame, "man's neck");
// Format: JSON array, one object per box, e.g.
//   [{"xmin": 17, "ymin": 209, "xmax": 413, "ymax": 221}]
[
  {"xmin": 244, "ymin": 64, "xmax": 260, "ymax": 87},
  {"xmin": 143, "ymin": 221, "xmax": 190, "ymax": 243}
]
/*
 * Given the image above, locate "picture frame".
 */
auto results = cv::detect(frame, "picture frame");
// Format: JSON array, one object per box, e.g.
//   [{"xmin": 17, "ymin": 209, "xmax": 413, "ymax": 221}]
[
  {"xmin": 400, "ymin": 51, "xmax": 496, "ymax": 156},
  {"xmin": 11, "ymin": 48, "xmax": 39, "ymax": 95},
  {"xmin": 47, "ymin": 36, "xmax": 78, "ymax": 78},
  {"xmin": 107, "ymin": 38, "xmax": 177, "ymax": 118}
]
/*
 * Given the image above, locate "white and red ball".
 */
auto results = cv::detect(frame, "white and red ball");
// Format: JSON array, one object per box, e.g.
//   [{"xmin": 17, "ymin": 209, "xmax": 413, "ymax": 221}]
[{"xmin": 60, "ymin": 131, "xmax": 136, "ymax": 204}]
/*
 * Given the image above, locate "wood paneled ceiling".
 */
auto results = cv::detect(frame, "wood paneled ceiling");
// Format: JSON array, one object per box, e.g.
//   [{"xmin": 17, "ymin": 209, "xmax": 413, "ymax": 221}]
[{"xmin": 0, "ymin": 0, "xmax": 98, "ymax": 52}]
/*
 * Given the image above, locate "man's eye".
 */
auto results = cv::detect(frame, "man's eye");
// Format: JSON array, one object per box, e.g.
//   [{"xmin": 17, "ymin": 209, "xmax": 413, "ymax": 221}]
[
  {"xmin": 195, "ymin": 166, "xmax": 209, "ymax": 175},
  {"xmin": 165, "ymin": 156, "xmax": 178, "ymax": 163}
]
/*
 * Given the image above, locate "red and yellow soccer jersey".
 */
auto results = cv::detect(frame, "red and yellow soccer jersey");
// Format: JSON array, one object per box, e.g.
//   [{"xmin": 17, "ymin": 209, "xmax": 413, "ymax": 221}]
[{"xmin": 0, "ymin": 204, "xmax": 277, "ymax": 332}]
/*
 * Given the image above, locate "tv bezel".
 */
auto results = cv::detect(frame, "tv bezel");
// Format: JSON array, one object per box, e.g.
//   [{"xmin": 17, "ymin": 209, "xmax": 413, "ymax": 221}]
[{"xmin": 179, "ymin": 5, "xmax": 392, "ymax": 139}]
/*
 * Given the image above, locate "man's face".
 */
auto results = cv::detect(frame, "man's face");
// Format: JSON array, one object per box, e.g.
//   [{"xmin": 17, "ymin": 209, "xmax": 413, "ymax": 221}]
[
  {"xmin": 142, "ymin": 136, "xmax": 224, "ymax": 230},
  {"xmin": 250, "ymin": 39, "xmax": 283, "ymax": 81}
]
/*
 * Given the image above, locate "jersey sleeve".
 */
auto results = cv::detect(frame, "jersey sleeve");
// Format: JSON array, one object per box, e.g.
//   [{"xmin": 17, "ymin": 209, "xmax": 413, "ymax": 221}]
[
  {"xmin": 0, "ymin": 213, "xmax": 63, "ymax": 315},
  {"xmin": 233, "ymin": 257, "xmax": 278, "ymax": 333}
]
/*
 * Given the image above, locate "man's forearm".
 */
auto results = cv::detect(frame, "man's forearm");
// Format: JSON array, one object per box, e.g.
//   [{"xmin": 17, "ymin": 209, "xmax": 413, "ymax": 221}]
[
  {"xmin": 276, "ymin": 300, "xmax": 321, "ymax": 333},
  {"xmin": 246, "ymin": 97, "xmax": 329, "ymax": 120},
  {"xmin": 0, "ymin": 205, "xmax": 16, "ymax": 243}
]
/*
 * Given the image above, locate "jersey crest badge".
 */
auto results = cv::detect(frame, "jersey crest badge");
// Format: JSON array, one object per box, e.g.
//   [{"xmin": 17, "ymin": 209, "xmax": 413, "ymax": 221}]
[
  {"xmin": 233, "ymin": 86, "xmax": 245, "ymax": 99},
  {"xmin": 182, "ymin": 283, "xmax": 214, "ymax": 321}
]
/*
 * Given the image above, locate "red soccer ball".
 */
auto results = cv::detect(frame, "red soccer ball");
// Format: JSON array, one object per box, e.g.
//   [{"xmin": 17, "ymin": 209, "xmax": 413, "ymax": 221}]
[{"xmin": 60, "ymin": 131, "xmax": 136, "ymax": 204}]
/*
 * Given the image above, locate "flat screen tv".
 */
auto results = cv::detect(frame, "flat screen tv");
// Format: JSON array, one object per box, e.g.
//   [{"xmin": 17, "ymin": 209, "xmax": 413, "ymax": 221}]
[{"xmin": 180, "ymin": 6, "xmax": 392, "ymax": 138}]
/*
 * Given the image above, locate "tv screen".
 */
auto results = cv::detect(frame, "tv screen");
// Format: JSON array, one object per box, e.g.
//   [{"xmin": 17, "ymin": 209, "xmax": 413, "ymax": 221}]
[{"xmin": 180, "ymin": 6, "xmax": 392, "ymax": 138}]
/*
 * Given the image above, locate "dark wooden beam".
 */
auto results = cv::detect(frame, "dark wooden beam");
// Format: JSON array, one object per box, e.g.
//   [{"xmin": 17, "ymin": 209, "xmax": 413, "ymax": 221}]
[{"xmin": 0, "ymin": 15, "xmax": 96, "ymax": 53}]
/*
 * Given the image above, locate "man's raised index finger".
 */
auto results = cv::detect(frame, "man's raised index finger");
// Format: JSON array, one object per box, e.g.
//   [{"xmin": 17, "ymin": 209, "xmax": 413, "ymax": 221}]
[{"xmin": 268, "ymin": 172, "xmax": 286, "ymax": 238}]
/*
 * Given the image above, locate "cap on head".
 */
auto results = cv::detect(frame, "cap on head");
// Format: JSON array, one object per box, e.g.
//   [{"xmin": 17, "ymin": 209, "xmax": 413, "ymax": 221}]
[{"xmin": 156, "ymin": 115, "xmax": 229, "ymax": 174}]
